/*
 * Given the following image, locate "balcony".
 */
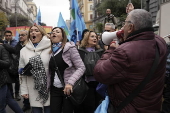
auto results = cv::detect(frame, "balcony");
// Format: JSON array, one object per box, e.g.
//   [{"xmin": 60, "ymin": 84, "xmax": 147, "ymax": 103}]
[
  {"xmin": 6, "ymin": 8, "xmax": 12, "ymax": 14},
  {"xmin": 27, "ymin": 8, "xmax": 32, "ymax": 13}
]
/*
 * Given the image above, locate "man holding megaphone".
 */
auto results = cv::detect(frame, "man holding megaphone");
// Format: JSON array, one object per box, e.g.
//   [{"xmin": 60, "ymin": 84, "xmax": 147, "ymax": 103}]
[{"xmin": 94, "ymin": 3, "xmax": 167, "ymax": 113}]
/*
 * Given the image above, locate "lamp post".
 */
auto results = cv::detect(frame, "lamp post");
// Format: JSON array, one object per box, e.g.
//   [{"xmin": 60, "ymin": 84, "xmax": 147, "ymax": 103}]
[{"xmin": 15, "ymin": 0, "xmax": 19, "ymax": 27}]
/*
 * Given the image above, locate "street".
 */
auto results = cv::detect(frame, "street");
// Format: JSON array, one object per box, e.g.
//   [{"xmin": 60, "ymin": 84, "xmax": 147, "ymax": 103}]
[
  {"xmin": 6, "ymin": 97, "xmax": 31, "ymax": 113},
  {"xmin": 5, "ymin": 84, "xmax": 31, "ymax": 113}
]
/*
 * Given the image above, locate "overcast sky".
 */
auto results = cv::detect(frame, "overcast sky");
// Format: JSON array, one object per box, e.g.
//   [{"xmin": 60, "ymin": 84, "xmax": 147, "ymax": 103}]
[{"xmin": 33, "ymin": 0, "xmax": 70, "ymax": 27}]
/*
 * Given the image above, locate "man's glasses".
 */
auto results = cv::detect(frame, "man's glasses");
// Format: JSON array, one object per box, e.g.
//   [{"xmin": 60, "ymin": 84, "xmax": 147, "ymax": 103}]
[
  {"xmin": 19, "ymin": 34, "xmax": 26, "ymax": 37},
  {"xmin": 122, "ymin": 21, "xmax": 132, "ymax": 26},
  {"xmin": 5, "ymin": 35, "xmax": 12, "ymax": 37}
]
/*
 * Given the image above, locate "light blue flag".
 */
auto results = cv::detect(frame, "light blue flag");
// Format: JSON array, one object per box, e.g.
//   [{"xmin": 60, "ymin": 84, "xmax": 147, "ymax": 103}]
[
  {"xmin": 14, "ymin": 30, "xmax": 19, "ymax": 42},
  {"xmin": 95, "ymin": 96, "xmax": 109, "ymax": 113},
  {"xmin": 34, "ymin": 7, "xmax": 41, "ymax": 25},
  {"xmin": 70, "ymin": 0, "xmax": 86, "ymax": 44},
  {"xmin": 57, "ymin": 12, "xmax": 70, "ymax": 41}
]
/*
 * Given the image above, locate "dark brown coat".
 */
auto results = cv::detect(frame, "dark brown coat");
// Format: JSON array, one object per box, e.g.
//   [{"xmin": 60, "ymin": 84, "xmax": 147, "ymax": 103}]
[{"xmin": 94, "ymin": 28, "xmax": 167, "ymax": 113}]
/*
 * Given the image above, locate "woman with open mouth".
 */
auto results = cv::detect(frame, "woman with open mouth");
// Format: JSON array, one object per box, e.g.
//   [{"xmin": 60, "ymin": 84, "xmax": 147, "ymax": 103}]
[
  {"xmin": 19, "ymin": 24, "xmax": 51, "ymax": 113},
  {"xmin": 49, "ymin": 27, "xmax": 85, "ymax": 113}
]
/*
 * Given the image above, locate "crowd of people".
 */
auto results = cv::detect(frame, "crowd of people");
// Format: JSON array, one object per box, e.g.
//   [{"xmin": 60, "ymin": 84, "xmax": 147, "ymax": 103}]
[{"xmin": 0, "ymin": 3, "xmax": 170, "ymax": 113}]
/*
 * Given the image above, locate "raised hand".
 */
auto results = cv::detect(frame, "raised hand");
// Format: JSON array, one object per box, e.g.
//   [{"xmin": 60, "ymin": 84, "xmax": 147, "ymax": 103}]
[{"xmin": 126, "ymin": 3, "xmax": 134, "ymax": 14}]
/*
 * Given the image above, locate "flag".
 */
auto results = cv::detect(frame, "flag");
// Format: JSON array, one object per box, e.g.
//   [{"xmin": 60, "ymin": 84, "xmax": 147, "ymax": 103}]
[
  {"xmin": 70, "ymin": 0, "xmax": 86, "ymax": 44},
  {"xmin": 34, "ymin": 7, "xmax": 41, "ymax": 25},
  {"xmin": 14, "ymin": 30, "xmax": 19, "ymax": 42},
  {"xmin": 57, "ymin": 12, "xmax": 70, "ymax": 41}
]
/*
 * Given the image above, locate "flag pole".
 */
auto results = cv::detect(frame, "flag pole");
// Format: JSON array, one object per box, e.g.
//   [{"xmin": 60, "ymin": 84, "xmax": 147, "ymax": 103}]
[{"xmin": 76, "ymin": 28, "xmax": 79, "ymax": 41}]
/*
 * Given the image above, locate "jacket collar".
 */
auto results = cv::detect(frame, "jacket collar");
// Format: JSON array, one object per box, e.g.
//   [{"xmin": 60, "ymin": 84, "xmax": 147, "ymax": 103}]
[
  {"xmin": 63, "ymin": 41, "xmax": 76, "ymax": 53},
  {"xmin": 120, "ymin": 27, "xmax": 155, "ymax": 45},
  {"xmin": 26, "ymin": 36, "xmax": 51, "ymax": 52}
]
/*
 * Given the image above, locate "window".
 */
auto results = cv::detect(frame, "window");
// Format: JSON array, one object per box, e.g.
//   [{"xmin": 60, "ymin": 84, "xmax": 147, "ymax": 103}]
[
  {"xmin": 90, "ymin": 5, "xmax": 93, "ymax": 10},
  {"xmin": 89, "ymin": 25, "xmax": 93, "ymax": 29},
  {"xmin": 90, "ymin": 14, "xmax": 93, "ymax": 20}
]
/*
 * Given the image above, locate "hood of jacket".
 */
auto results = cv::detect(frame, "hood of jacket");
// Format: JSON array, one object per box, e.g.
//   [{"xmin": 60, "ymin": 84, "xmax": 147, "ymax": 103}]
[{"xmin": 26, "ymin": 36, "xmax": 51, "ymax": 52}]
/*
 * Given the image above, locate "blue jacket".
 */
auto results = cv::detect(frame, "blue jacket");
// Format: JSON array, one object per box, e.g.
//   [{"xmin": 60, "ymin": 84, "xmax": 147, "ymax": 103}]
[{"xmin": 4, "ymin": 39, "xmax": 18, "ymax": 47}]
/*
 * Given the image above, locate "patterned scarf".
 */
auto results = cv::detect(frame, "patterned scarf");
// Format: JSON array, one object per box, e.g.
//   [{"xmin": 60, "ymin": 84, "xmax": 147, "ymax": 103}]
[
  {"xmin": 29, "ymin": 55, "xmax": 49, "ymax": 105},
  {"xmin": 52, "ymin": 42, "xmax": 62, "ymax": 53}
]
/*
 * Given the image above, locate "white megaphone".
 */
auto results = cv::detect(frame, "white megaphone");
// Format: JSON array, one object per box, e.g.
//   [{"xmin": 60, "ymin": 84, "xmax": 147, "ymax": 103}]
[{"xmin": 101, "ymin": 30, "xmax": 124, "ymax": 45}]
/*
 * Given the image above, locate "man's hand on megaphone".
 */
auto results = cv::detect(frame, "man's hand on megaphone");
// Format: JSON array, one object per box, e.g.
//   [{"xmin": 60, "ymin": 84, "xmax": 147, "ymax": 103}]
[{"xmin": 110, "ymin": 41, "xmax": 119, "ymax": 48}]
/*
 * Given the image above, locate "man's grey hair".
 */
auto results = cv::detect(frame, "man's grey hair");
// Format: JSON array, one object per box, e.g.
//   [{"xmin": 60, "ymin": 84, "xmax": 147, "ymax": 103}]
[
  {"xmin": 105, "ymin": 23, "xmax": 115, "ymax": 29},
  {"xmin": 129, "ymin": 9, "xmax": 153, "ymax": 30},
  {"xmin": 19, "ymin": 30, "xmax": 28, "ymax": 35}
]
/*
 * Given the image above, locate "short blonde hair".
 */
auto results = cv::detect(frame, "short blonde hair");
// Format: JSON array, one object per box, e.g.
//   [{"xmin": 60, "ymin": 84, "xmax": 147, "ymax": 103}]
[{"xmin": 80, "ymin": 31, "xmax": 100, "ymax": 49}]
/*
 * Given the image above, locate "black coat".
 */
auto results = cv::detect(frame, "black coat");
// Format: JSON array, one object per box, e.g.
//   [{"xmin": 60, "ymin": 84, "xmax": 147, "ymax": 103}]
[
  {"xmin": 0, "ymin": 45, "xmax": 11, "ymax": 87},
  {"xmin": 78, "ymin": 47, "xmax": 104, "ymax": 78},
  {"xmin": 78, "ymin": 47, "xmax": 104, "ymax": 62},
  {"xmin": 3, "ymin": 43, "xmax": 16, "ymax": 54},
  {"xmin": 15, "ymin": 42, "xmax": 24, "ymax": 58}
]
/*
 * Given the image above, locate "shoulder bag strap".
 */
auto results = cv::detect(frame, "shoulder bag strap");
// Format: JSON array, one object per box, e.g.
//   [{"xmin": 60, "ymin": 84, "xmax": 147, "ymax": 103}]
[
  {"xmin": 115, "ymin": 44, "xmax": 160, "ymax": 113},
  {"xmin": 52, "ymin": 53, "xmax": 65, "ymax": 86}
]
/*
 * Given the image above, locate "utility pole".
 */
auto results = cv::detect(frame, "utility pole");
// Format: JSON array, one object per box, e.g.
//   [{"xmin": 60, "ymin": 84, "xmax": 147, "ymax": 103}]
[
  {"xmin": 15, "ymin": 0, "xmax": 19, "ymax": 27},
  {"xmin": 146, "ymin": 0, "xmax": 150, "ymax": 11}
]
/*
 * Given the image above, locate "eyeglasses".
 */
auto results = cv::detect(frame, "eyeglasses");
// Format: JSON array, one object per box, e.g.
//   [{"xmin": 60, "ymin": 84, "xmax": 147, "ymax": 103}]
[
  {"xmin": 122, "ymin": 21, "xmax": 132, "ymax": 26},
  {"xmin": 5, "ymin": 35, "xmax": 12, "ymax": 37},
  {"xmin": 19, "ymin": 34, "xmax": 26, "ymax": 37}
]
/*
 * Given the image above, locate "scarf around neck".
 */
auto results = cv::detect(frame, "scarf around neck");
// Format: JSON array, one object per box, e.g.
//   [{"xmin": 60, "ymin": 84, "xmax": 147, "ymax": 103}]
[
  {"xmin": 33, "ymin": 43, "xmax": 39, "ymax": 47},
  {"xmin": 52, "ymin": 42, "xmax": 62, "ymax": 53}
]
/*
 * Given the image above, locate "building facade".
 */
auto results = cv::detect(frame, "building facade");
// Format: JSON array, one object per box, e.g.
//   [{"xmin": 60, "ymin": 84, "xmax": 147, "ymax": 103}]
[
  {"xmin": 146, "ymin": 0, "xmax": 170, "ymax": 25},
  {"xmin": 77, "ymin": 0, "xmax": 94, "ymax": 30},
  {"xmin": 93, "ymin": 0, "xmax": 104, "ymax": 33},
  {"xmin": 26, "ymin": 0, "xmax": 37, "ymax": 23},
  {"xmin": 0, "ymin": 0, "xmax": 37, "ymax": 26},
  {"xmin": 0, "ymin": 0, "xmax": 12, "ymax": 15}
]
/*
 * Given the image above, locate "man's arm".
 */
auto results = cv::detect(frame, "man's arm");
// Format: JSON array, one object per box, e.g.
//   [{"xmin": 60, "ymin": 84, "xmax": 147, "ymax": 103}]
[
  {"xmin": 3, "ymin": 44, "xmax": 16, "ymax": 54},
  {"xmin": 94, "ymin": 47, "xmax": 128, "ymax": 85}
]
